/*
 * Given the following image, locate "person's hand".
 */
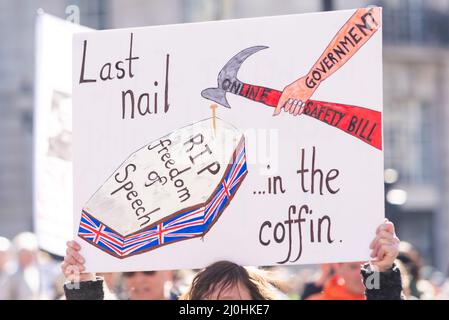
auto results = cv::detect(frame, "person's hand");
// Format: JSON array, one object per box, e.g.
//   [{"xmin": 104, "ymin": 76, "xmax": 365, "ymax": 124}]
[
  {"xmin": 369, "ymin": 219, "xmax": 400, "ymax": 272},
  {"xmin": 61, "ymin": 240, "xmax": 95, "ymax": 282},
  {"xmin": 274, "ymin": 76, "xmax": 315, "ymax": 116}
]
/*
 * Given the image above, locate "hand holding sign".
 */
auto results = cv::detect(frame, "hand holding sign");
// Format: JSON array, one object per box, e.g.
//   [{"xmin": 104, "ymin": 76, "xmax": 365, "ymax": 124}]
[
  {"xmin": 61, "ymin": 241, "xmax": 95, "ymax": 283},
  {"xmin": 274, "ymin": 7, "xmax": 381, "ymax": 116},
  {"xmin": 370, "ymin": 219, "xmax": 400, "ymax": 272}
]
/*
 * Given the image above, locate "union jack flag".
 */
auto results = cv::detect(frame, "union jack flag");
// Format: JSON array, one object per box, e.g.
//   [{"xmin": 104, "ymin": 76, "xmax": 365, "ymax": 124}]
[
  {"xmin": 120, "ymin": 207, "xmax": 205, "ymax": 257},
  {"xmin": 78, "ymin": 212, "xmax": 124, "ymax": 257},
  {"xmin": 78, "ymin": 142, "xmax": 247, "ymax": 258},
  {"xmin": 203, "ymin": 142, "xmax": 247, "ymax": 228}
]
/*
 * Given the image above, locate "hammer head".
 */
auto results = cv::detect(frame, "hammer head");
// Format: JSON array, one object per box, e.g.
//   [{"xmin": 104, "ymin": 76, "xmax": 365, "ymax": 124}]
[{"xmin": 201, "ymin": 46, "xmax": 269, "ymax": 108}]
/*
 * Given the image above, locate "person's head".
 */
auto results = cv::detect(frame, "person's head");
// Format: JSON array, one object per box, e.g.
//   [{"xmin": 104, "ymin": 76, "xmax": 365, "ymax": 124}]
[
  {"xmin": 12, "ymin": 232, "xmax": 39, "ymax": 268},
  {"xmin": 332, "ymin": 262, "xmax": 365, "ymax": 295},
  {"xmin": 398, "ymin": 241, "xmax": 422, "ymax": 280},
  {"xmin": 181, "ymin": 261, "xmax": 276, "ymax": 300},
  {"xmin": 122, "ymin": 271, "xmax": 173, "ymax": 300},
  {"xmin": 0, "ymin": 236, "xmax": 11, "ymax": 270}
]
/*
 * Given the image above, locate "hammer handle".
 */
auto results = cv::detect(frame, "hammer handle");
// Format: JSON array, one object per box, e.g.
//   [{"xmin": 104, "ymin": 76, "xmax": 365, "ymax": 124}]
[
  {"xmin": 238, "ymin": 83, "xmax": 382, "ymax": 150},
  {"xmin": 239, "ymin": 83, "xmax": 282, "ymax": 107}
]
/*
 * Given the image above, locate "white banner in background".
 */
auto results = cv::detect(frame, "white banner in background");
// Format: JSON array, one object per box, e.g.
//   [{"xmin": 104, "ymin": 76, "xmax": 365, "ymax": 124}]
[{"xmin": 33, "ymin": 14, "xmax": 91, "ymax": 256}]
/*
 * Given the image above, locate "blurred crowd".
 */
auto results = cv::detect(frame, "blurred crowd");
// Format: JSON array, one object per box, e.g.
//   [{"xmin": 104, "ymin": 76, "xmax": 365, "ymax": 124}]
[{"xmin": 0, "ymin": 232, "xmax": 448, "ymax": 300}]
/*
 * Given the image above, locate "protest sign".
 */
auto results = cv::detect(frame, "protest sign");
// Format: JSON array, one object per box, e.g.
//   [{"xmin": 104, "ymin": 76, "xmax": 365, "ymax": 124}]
[{"xmin": 73, "ymin": 8, "xmax": 384, "ymax": 272}]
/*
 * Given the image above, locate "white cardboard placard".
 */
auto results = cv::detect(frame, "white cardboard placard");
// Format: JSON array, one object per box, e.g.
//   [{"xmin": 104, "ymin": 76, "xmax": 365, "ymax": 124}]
[{"xmin": 73, "ymin": 8, "xmax": 384, "ymax": 272}]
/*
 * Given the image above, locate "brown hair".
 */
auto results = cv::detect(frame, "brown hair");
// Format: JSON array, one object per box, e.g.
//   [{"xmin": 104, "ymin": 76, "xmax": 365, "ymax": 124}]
[{"xmin": 180, "ymin": 261, "xmax": 276, "ymax": 300}]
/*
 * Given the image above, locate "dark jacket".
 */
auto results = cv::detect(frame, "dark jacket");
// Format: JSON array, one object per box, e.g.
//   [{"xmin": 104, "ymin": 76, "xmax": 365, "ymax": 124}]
[{"xmin": 361, "ymin": 263, "xmax": 403, "ymax": 300}]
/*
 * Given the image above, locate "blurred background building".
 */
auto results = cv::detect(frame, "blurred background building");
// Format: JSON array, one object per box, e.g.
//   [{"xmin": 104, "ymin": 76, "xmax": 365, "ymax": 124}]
[{"xmin": 0, "ymin": 0, "xmax": 448, "ymax": 273}]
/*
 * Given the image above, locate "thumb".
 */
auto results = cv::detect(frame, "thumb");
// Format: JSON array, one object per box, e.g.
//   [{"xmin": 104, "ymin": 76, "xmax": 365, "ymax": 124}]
[{"xmin": 274, "ymin": 96, "xmax": 287, "ymax": 116}]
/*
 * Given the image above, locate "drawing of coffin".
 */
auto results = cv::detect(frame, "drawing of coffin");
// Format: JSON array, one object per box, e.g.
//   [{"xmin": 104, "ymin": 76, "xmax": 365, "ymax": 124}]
[{"xmin": 78, "ymin": 118, "xmax": 248, "ymax": 258}]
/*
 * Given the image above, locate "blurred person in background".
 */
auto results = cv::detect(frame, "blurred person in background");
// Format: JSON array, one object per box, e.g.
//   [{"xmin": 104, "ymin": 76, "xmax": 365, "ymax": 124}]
[
  {"xmin": 300, "ymin": 264, "xmax": 334, "ymax": 300},
  {"xmin": 88, "ymin": 270, "xmax": 184, "ymax": 300},
  {"xmin": 121, "ymin": 271, "xmax": 177, "ymax": 300},
  {"xmin": 0, "ymin": 237, "xmax": 13, "ymax": 300},
  {"xmin": 397, "ymin": 241, "xmax": 437, "ymax": 299},
  {"xmin": 307, "ymin": 262, "xmax": 366, "ymax": 300},
  {"xmin": 7, "ymin": 232, "xmax": 60, "ymax": 299},
  {"xmin": 7, "ymin": 232, "xmax": 41, "ymax": 299}
]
